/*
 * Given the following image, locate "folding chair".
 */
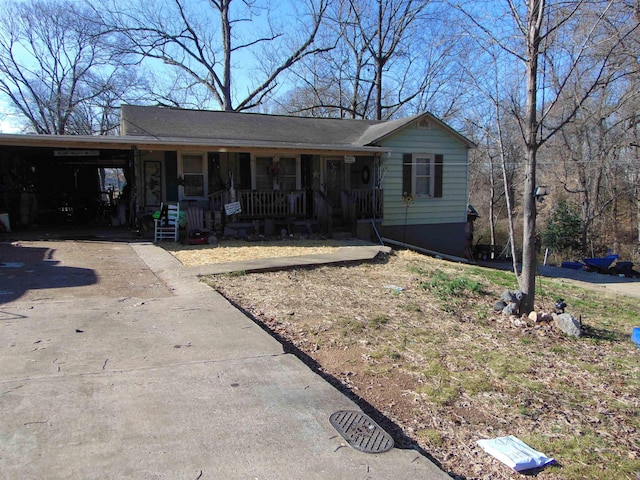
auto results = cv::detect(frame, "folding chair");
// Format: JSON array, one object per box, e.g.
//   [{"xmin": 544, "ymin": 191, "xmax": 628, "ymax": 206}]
[{"xmin": 153, "ymin": 202, "xmax": 180, "ymax": 242}]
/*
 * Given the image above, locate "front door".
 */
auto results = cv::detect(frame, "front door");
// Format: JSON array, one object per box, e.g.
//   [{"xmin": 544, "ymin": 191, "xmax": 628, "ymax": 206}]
[{"xmin": 324, "ymin": 157, "xmax": 344, "ymax": 211}]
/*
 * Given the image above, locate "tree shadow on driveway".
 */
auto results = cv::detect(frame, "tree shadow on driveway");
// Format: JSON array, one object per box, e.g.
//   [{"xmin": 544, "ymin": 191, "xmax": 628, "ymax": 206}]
[{"xmin": 0, "ymin": 242, "xmax": 97, "ymax": 303}]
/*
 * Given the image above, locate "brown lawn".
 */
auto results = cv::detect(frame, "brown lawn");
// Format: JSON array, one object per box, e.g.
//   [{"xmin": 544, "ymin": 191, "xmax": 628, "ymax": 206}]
[{"xmin": 169, "ymin": 241, "xmax": 640, "ymax": 480}]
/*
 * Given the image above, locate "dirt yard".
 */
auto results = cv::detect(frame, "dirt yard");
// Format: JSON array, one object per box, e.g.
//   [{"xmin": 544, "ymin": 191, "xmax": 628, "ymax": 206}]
[{"xmin": 170, "ymin": 241, "xmax": 640, "ymax": 480}]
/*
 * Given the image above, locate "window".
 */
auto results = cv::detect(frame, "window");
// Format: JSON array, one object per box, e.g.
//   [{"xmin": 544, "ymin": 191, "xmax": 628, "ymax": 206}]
[
  {"xmin": 255, "ymin": 156, "xmax": 273, "ymax": 190},
  {"xmin": 179, "ymin": 152, "xmax": 207, "ymax": 198},
  {"xmin": 414, "ymin": 154, "xmax": 434, "ymax": 196},
  {"xmin": 251, "ymin": 155, "xmax": 300, "ymax": 190},
  {"xmin": 278, "ymin": 157, "xmax": 297, "ymax": 191},
  {"xmin": 402, "ymin": 153, "xmax": 443, "ymax": 198}
]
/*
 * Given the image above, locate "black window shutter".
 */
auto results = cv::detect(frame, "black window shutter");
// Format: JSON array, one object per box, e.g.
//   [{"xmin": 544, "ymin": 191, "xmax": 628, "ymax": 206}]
[
  {"xmin": 238, "ymin": 152, "xmax": 251, "ymax": 189},
  {"xmin": 402, "ymin": 153, "xmax": 412, "ymax": 197},
  {"xmin": 164, "ymin": 151, "xmax": 178, "ymax": 201},
  {"xmin": 434, "ymin": 154, "xmax": 443, "ymax": 198}
]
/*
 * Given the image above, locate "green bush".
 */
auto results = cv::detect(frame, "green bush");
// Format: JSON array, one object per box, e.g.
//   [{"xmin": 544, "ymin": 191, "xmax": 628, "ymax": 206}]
[{"xmin": 541, "ymin": 199, "xmax": 584, "ymax": 257}]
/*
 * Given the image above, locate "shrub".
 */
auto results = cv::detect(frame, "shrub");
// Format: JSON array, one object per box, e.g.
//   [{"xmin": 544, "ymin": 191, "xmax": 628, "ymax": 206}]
[{"xmin": 541, "ymin": 199, "xmax": 584, "ymax": 257}]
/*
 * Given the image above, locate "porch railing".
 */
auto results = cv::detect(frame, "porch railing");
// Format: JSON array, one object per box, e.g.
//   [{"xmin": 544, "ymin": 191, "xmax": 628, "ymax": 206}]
[
  {"xmin": 208, "ymin": 189, "xmax": 227, "ymax": 212},
  {"xmin": 237, "ymin": 189, "xmax": 307, "ymax": 218},
  {"xmin": 208, "ymin": 188, "xmax": 380, "ymax": 236},
  {"xmin": 314, "ymin": 190, "xmax": 333, "ymax": 234},
  {"xmin": 345, "ymin": 189, "xmax": 383, "ymax": 219}
]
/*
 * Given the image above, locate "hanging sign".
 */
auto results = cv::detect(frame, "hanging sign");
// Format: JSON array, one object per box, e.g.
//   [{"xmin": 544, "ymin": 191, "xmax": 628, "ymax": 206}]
[
  {"xmin": 54, "ymin": 150, "xmax": 100, "ymax": 157},
  {"xmin": 224, "ymin": 201, "xmax": 242, "ymax": 216}
]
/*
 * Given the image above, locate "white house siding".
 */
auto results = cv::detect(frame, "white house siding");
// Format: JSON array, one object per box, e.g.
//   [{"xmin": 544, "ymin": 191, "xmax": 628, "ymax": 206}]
[{"xmin": 378, "ymin": 121, "xmax": 471, "ymax": 257}]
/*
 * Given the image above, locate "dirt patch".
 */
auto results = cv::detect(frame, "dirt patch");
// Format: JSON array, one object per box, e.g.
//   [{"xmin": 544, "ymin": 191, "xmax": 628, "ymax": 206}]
[{"xmin": 189, "ymin": 246, "xmax": 638, "ymax": 480}]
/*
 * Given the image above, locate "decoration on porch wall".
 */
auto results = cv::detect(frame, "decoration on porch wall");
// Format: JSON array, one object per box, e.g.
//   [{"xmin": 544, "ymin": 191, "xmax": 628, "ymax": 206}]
[
  {"xmin": 268, "ymin": 161, "xmax": 281, "ymax": 177},
  {"xmin": 144, "ymin": 161, "xmax": 162, "ymax": 205},
  {"xmin": 224, "ymin": 201, "xmax": 242, "ymax": 216},
  {"xmin": 361, "ymin": 165, "xmax": 370, "ymax": 184}
]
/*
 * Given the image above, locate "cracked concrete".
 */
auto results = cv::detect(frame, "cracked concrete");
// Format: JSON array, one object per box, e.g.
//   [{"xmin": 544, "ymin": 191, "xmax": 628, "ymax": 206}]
[{"xmin": 0, "ymin": 239, "xmax": 450, "ymax": 479}]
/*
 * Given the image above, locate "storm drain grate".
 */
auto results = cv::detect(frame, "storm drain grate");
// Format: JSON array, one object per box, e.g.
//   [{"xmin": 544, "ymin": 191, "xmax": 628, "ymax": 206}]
[{"xmin": 329, "ymin": 410, "xmax": 394, "ymax": 454}]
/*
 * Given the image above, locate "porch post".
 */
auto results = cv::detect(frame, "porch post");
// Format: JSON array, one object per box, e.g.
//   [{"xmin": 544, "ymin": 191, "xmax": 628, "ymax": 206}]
[{"xmin": 129, "ymin": 146, "xmax": 139, "ymax": 228}]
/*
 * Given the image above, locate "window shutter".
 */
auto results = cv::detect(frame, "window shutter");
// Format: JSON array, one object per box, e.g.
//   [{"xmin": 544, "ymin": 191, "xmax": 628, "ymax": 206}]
[
  {"xmin": 164, "ymin": 151, "xmax": 178, "ymax": 201},
  {"xmin": 238, "ymin": 152, "xmax": 251, "ymax": 189},
  {"xmin": 402, "ymin": 153, "xmax": 412, "ymax": 197},
  {"xmin": 434, "ymin": 154, "xmax": 443, "ymax": 198}
]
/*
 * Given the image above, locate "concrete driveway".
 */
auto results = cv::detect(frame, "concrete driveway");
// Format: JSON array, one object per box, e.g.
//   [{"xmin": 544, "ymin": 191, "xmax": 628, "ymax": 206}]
[{"xmin": 0, "ymin": 239, "xmax": 450, "ymax": 479}]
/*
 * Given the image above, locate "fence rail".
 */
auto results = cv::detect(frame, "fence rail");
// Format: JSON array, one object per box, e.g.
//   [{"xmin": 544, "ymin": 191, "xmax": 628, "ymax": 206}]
[{"xmin": 237, "ymin": 190, "xmax": 307, "ymax": 218}]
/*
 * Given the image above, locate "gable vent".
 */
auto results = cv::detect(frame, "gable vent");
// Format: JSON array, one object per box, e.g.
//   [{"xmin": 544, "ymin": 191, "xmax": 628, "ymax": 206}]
[{"xmin": 417, "ymin": 118, "xmax": 431, "ymax": 129}]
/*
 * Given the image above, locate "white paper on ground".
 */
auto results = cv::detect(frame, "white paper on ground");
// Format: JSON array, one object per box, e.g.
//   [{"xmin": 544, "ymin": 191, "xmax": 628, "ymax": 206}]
[{"xmin": 477, "ymin": 435, "xmax": 554, "ymax": 472}]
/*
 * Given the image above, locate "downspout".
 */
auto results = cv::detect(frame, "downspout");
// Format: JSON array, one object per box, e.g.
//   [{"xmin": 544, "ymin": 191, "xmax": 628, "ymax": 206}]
[{"xmin": 371, "ymin": 153, "xmax": 384, "ymax": 245}]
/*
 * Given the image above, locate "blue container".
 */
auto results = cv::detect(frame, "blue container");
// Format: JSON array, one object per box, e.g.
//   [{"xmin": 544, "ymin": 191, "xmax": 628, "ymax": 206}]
[
  {"xmin": 561, "ymin": 261, "xmax": 584, "ymax": 270},
  {"xmin": 632, "ymin": 328, "xmax": 640, "ymax": 348}
]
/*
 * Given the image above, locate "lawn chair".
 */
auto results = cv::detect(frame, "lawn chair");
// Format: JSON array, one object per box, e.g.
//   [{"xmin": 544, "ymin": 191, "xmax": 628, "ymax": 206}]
[
  {"xmin": 186, "ymin": 205, "xmax": 210, "ymax": 244},
  {"xmin": 154, "ymin": 202, "xmax": 180, "ymax": 242}
]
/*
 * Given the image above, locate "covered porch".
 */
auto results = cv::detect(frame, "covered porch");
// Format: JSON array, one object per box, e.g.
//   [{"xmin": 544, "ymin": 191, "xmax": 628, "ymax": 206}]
[
  {"xmin": 136, "ymin": 148, "xmax": 385, "ymax": 239},
  {"xmin": 208, "ymin": 187, "xmax": 383, "ymax": 236}
]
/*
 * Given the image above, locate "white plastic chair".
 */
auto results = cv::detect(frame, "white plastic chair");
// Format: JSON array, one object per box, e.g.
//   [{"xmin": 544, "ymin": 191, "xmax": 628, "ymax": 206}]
[{"xmin": 154, "ymin": 202, "xmax": 180, "ymax": 242}]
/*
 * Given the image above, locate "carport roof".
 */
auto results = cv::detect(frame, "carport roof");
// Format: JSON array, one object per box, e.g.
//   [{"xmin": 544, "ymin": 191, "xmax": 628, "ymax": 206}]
[{"xmin": 0, "ymin": 132, "xmax": 387, "ymax": 155}]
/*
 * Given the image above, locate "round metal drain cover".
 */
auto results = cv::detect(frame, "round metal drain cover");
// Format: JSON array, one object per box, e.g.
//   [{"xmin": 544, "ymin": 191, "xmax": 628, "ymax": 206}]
[{"xmin": 329, "ymin": 410, "xmax": 394, "ymax": 454}]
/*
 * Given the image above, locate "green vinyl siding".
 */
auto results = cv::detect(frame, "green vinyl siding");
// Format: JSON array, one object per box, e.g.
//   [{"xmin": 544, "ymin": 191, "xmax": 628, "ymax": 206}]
[{"xmin": 380, "ymin": 121, "xmax": 470, "ymax": 227}]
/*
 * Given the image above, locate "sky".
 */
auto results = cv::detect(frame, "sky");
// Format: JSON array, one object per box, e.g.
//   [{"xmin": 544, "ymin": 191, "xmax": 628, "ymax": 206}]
[
  {"xmin": 0, "ymin": 110, "xmax": 22, "ymax": 133},
  {"xmin": 0, "ymin": 0, "xmax": 301, "ymax": 134}
]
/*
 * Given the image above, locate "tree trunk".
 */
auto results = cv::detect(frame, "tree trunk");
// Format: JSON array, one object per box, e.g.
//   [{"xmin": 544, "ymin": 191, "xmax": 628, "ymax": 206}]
[
  {"xmin": 375, "ymin": 0, "xmax": 383, "ymax": 120},
  {"xmin": 220, "ymin": 0, "xmax": 233, "ymax": 111},
  {"xmin": 489, "ymin": 156, "xmax": 497, "ymax": 258},
  {"xmin": 518, "ymin": 0, "xmax": 545, "ymax": 314}
]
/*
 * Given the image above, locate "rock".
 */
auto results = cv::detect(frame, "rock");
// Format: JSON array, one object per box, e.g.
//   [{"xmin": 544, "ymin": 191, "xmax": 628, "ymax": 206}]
[
  {"xmin": 494, "ymin": 301, "xmax": 507, "ymax": 312},
  {"xmin": 501, "ymin": 290, "xmax": 516, "ymax": 303},
  {"xmin": 553, "ymin": 313, "xmax": 583, "ymax": 337},
  {"xmin": 499, "ymin": 290, "xmax": 525, "ymax": 316},
  {"xmin": 502, "ymin": 303, "xmax": 518, "ymax": 315},
  {"xmin": 539, "ymin": 313, "xmax": 554, "ymax": 323},
  {"xmin": 511, "ymin": 317, "xmax": 525, "ymax": 327}
]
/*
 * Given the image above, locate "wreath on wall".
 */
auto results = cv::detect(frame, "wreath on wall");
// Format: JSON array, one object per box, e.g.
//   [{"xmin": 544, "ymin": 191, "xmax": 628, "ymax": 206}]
[
  {"xmin": 361, "ymin": 165, "xmax": 370, "ymax": 184},
  {"xmin": 268, "ymin": 161, "xmax": 281, "ymax": 177}
]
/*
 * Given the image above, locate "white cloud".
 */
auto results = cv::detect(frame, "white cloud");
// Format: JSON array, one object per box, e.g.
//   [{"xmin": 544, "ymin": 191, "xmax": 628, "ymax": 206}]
[{"xmin": 0, "ymin": 115, "xmax": 22, "ymax": 133}]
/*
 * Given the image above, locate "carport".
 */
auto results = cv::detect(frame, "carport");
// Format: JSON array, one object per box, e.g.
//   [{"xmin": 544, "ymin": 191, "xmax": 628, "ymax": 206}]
[{"xmin": 0, "ymin": 134, "xmax": 137, "ymax": 231}]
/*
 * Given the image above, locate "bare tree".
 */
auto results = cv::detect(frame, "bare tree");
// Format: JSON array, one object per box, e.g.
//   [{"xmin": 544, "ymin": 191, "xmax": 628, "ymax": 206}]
[
  {"xmin": 276, "ymin": 0, "xmax": 469, "ymax": 121},
  {"xmin": 0, "ymin": 0, "xmax": 139, "ymax": 135},
  {"xmin": 455, "ymin": 0, "xmax": 639, "ymax": 313},
  {"xmin": 95, "ymin": 0, "xmax": 331, "ymax": 112}
]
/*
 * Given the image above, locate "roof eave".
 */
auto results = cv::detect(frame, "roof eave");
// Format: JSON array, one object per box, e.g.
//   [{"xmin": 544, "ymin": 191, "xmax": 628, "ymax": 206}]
[
  {"xmin": 0, "ymin": 133, "xmax": 389, "ymax": 155},
  {"xmin": 364, "ymin": 112, "xmax": 478, "ymax": 149}
]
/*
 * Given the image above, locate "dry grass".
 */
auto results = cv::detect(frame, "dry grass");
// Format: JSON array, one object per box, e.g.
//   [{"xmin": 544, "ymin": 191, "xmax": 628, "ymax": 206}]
[
  {"xmin": 173, "ymin": 243, "xmax": 640, "ymax": 480},
  {"xmin": 163, "ymin": 238, "xmax": 368, "ymax": 266}
]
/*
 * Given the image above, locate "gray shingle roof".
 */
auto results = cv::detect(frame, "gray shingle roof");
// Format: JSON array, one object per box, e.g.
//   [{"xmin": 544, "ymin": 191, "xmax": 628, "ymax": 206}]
[{"xmin": 120, "ymin": 105, "xmax": 475, "ymax": 149}]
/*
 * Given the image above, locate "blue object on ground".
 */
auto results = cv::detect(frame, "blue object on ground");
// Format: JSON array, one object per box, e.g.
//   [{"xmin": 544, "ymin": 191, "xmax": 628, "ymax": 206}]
[
  {"xmin": 632, "ymin": 327, "xmax": 640, "ymax": 348},
  {"xmin": 583, "ymin": 254, "xmax": 618, "ymax": 272},
  {"xmin": 561, "ymin": 261, "xmax": 584, "ymax": 270}
]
